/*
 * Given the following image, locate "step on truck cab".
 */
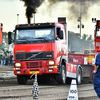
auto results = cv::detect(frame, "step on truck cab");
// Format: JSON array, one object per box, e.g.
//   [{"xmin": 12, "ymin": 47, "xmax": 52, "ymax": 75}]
[{"xmin": 8, "ymin": 17, "xmax": 82, "ymax": 85}]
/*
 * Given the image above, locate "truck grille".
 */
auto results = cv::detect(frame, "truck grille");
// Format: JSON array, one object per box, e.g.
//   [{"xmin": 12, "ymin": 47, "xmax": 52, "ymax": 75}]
[
  {"xmin": 26, "ymin": 61, "xmax": 42, "ymax": 68},
  {"xmin": 15, "ymin": 51, "xmax": 53, "ymax": 61}
]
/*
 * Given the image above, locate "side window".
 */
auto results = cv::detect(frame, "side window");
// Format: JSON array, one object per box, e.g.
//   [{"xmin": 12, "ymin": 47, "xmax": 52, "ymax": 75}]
[
  {"xmin": 56, "ymin": 27, "xmax": 64, "ymax": 40},
  {"xmin": 57, "ymin": 27, "xmax": 60, "ymax": 38}
]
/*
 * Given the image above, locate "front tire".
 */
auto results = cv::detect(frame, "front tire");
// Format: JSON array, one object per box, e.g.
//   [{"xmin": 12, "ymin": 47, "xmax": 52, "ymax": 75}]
[
  {"xmin": 56, "ymin": 65, "xmax": 66, "ymax": 84},
  {"xmin": 17, "ymin": 75, "xmax": 27, "ymax": 85},
  {"xmin": 76, "ymin": 68, "xmax": 82, "ymax": 85}
]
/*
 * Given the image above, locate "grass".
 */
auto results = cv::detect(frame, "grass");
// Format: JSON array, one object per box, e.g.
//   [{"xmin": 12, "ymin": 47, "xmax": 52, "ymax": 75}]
[{"xmin": 0, "ymin": 71, "xmax": 16, "ymax": 79}]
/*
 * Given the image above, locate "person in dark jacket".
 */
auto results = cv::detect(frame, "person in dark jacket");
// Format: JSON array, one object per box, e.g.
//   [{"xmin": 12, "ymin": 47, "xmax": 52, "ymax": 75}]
[
  {"xmin": 5, "ymin": 53, "xmax": 10, "ymax": 65},
  {"xmin": 10, "ymin": 54, "xmax": 13, "ymax": 66},
  {"xmin": 1, "ymin": 54, "xmax": 5, "ymax": 65},
  {"xmin": 94, "ymin": 53, "xmax": 100, "ymax": 98}
]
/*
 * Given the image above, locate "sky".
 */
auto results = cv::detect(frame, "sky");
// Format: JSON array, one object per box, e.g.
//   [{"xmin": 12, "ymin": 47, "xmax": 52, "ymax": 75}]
[{"xmin": 0, "ymin": 0, "xmax": 100, "ymax": 37}]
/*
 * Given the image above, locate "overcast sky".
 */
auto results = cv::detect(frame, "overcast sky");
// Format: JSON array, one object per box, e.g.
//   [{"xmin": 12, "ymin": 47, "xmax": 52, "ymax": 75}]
[{"xmin": 0, "ymin": 0, "xmax": 99, "ymax": 37}]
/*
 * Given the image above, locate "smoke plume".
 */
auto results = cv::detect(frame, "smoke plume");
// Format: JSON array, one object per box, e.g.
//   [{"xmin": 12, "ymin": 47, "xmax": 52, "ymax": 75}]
[
  {"xmin": 20, "ymin": 0, "xmax": 44, "ymax": 23},
  {"xmin": 47, "ymin": 0, "xmax": 100, "ymax": 20},
  {"xmin": 20, "ymin": 0, "xmax": 100, "ymax": 23}
]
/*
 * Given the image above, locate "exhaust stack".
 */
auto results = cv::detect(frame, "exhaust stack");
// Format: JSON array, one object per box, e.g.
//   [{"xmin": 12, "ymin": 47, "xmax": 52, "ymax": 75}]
[{"xmin": 58, "ymin": 17, "xmax": 67, "ymax": 34}]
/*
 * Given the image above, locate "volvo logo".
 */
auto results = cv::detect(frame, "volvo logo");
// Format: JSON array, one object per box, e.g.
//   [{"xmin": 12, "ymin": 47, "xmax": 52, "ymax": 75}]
[
  {"xmin": 27, "ymin": 52, "xmax": 42, "ymax": 60},
  {"xmin": 32, "ymin": 54, "xmax": 37, "ymax": 57}
]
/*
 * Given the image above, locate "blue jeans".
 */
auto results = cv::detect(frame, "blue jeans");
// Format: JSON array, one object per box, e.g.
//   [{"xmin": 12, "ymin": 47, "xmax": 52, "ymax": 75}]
[{"xmin": 1, "ymin": 60, "xmax": 5, "ymax": 65}]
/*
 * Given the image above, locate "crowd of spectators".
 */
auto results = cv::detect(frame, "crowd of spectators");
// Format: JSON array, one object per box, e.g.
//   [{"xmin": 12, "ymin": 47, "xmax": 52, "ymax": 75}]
[{"xmin": 0, "ymin": 52, "xmax": 14, "ymax": 66}]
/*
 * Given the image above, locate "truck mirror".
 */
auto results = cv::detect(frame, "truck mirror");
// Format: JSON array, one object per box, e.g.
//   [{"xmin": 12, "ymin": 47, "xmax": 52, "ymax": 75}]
[
  {"xmin": 60, "ymin": 30, "xmax": 63, "ymax": 39},
  {"xmin": 8, "ymin": 31, "xmax": 12, "ymax": 44}
]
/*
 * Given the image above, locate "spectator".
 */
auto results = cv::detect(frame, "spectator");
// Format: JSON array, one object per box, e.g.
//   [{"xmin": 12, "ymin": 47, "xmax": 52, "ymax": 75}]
[
  {"xmin": 94, "ymin": 53, "xmax": 100, "ymax": 98},
  {"xmin": 5, "ymin": 53, "xmax": 10, "ymax": 65},
  {"xmin": 10, "ymin": 54, "xmax": 13, "ymax": 66},
  {"xmin": 1, "ymin": 54, "xmax": 5, "ymax": 65},
  {"xmin": 0, "ymin": 54, "xmax": 2, "ymax": 64}
]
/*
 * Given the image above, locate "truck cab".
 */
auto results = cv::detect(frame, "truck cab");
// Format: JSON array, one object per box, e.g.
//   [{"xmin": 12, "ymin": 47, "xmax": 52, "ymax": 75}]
[
  {"xmin": 8, "ymin": 18, "xmax": 68, "ymax": 84},
  {"xmin": 93, "ymin": 19, "xmax": 100, "ymax": 53}
]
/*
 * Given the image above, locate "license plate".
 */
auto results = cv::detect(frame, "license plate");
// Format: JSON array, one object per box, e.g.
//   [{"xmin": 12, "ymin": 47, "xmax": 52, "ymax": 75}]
[{"xmin": 29, "ymin": 71, "xmax": 39, "ymax": 74}]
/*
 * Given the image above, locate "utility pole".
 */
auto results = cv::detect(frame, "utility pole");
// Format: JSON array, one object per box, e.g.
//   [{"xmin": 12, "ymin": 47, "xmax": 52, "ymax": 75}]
[
  {"xmin": 34, "ymin": 13, "xmax": 36, "ymax": 24},
  {"xmin": 80, "ymin": 1, "xmax": 82, "ymax": 38},
  {"xmin": 77, "ymin": 1, "xmax": 84, "ymax": 38},
  {"xmin": 77, "ymin": 1, "xmax": 84, "ymax": 51},
  {"xmin": 33, "ymin": 7, "xmax": 36, "ymax": 24}
]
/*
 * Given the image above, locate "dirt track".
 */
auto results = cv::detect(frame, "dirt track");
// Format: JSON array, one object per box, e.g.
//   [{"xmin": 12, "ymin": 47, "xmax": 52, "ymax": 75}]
[{"xmin": 0, "ymin": 65, "xmax": 99, "ymax": 100}]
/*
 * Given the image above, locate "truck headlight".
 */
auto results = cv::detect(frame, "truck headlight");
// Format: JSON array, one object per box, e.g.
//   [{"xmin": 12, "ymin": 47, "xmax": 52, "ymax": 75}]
[
  {"xmin": 15, "ymin": 63, "xmax": 21, "ymax": 67},
  {"xmin": 48, "ymin": 61, "xmax": 55, "ymax": 65}
]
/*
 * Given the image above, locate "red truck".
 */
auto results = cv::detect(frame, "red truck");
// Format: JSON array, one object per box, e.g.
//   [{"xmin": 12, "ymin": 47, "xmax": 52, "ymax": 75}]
[
  {"xmin": 93, "ymin": 18, "xmax": 100, "ymax": 53},
  {"xmin": 8, "ymin": 17, "xmax": 94, "ymax": 85},
  {"xmin": 0, "ymin": 23, "xmax": 3, "ymax": 43}
]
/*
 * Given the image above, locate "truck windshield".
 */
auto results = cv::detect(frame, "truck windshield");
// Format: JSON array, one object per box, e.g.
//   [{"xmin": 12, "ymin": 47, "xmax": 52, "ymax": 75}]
[
  {"xmin": 96, "ymin": 28, "xmax": 100, "ymax": 37},
  {"xmin": 15, "ymin": 28, "xmax": 55, "ymax": 44}
]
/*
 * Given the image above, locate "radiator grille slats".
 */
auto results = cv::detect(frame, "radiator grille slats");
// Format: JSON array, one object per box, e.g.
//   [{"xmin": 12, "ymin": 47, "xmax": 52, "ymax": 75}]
[{"xmin": 26, "ymin": 61, "xmax": 42, "ymax": 68}]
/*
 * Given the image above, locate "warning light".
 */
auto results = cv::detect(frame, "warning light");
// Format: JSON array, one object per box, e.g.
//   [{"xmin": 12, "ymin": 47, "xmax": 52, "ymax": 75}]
[
  {"xmin": 97, "ymin": 21, "xmax": 100, "ymax": 27},
  {"xmin": 92, "ymin": 18, "xmax": 96, "ymax": 23},
  {"xmin": 0, "ymin": 23, "xmax": 3, "ymax": 30}
]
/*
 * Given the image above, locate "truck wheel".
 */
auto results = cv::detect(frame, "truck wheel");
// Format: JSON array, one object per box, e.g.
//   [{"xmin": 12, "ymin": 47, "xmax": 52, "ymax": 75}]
[
  {"xmin": 17, "ymin": 75, "xmax": 27, "ymax": 85},
  {"xmin": 56, "ymin": 65, "xmax": 66, "ymax": 84},
  {"xmin": 76, "ymin": 68, "xmax": 82, "ymax": 85}
]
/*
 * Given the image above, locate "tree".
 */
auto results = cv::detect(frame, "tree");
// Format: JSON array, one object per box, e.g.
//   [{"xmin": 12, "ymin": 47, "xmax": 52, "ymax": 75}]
[
  {"xmin": 87, "ymin": 35, "xmax": 92, "ymax": 41},
  {"xmin": 68, "ymin": 31, "xmax": 94, "ymax": 52},
  {"xmin": 82, "ymin": 34, "xmax": 87, "ymax": 40}
]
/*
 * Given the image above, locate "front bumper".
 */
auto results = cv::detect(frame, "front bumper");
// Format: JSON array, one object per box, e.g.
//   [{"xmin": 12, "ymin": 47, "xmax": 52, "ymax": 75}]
[{"xmin": 14, "ymin": 67, "xmax": 58, "ymax": 75}]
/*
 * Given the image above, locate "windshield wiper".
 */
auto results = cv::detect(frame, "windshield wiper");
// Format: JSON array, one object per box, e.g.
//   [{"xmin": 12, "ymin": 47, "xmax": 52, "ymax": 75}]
[
  {"xmin": 35, "ymin": 37, "xmax": 49, "ymax": 42},
  {"xmin": 19, "ymin": 38, "xmax": 32, "ymax": 43}
]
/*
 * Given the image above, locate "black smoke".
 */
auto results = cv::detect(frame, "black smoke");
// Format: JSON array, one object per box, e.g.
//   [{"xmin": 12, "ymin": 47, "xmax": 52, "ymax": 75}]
[
  {"xmin": 20, "ymin": 0, "xmax": 44, "ymax": 23},
  {"xmin": 47, "ymin": 0, "xmax": 100, "ymax": 20},
  {"xmin": 20, "ymin": 0, "xmax": 100, "ymax": 23}
]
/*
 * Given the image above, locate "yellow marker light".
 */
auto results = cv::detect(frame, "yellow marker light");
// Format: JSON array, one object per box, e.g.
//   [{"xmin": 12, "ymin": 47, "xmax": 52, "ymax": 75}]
[
  {"xmin": 54, "ymin": 66, "xmax": 57, "ymax": 68},
  {"xmin": 28, "ymin": 24, "xmax": 30, "ymax": 26},
  {"xmin": 38, "ymin": 24, "xmax": 40, "ymax": 25},
  {"xmin": 49, "ymin": 23, "xmax": 52, "ymax": 25},
  {"xmin": 33, "ymin": 24, "xmax": 35, "ymax": 26},
  {"xmin": 17, "ymin": 25, "xmax": 19, "ymax": 27},
  {"xmin": 48, "ymin": 61, "xmax": 55, "ymax": 65},
  {"xmin": 15, "ymin": 63, "xmax": 21, "ymax": 67}
]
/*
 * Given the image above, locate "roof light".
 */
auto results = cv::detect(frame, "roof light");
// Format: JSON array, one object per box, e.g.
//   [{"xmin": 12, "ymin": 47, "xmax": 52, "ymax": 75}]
[
  {"xmin": 33, "ymin": 24, "xmax": 35, "ymax": 26},
  {"xmin": 49, "ymin": 23, "xmax": 52, "ymax": 25},
  {"xmin": 17, "ymin": 25, "xmax": 19, "ymax": 27}
]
